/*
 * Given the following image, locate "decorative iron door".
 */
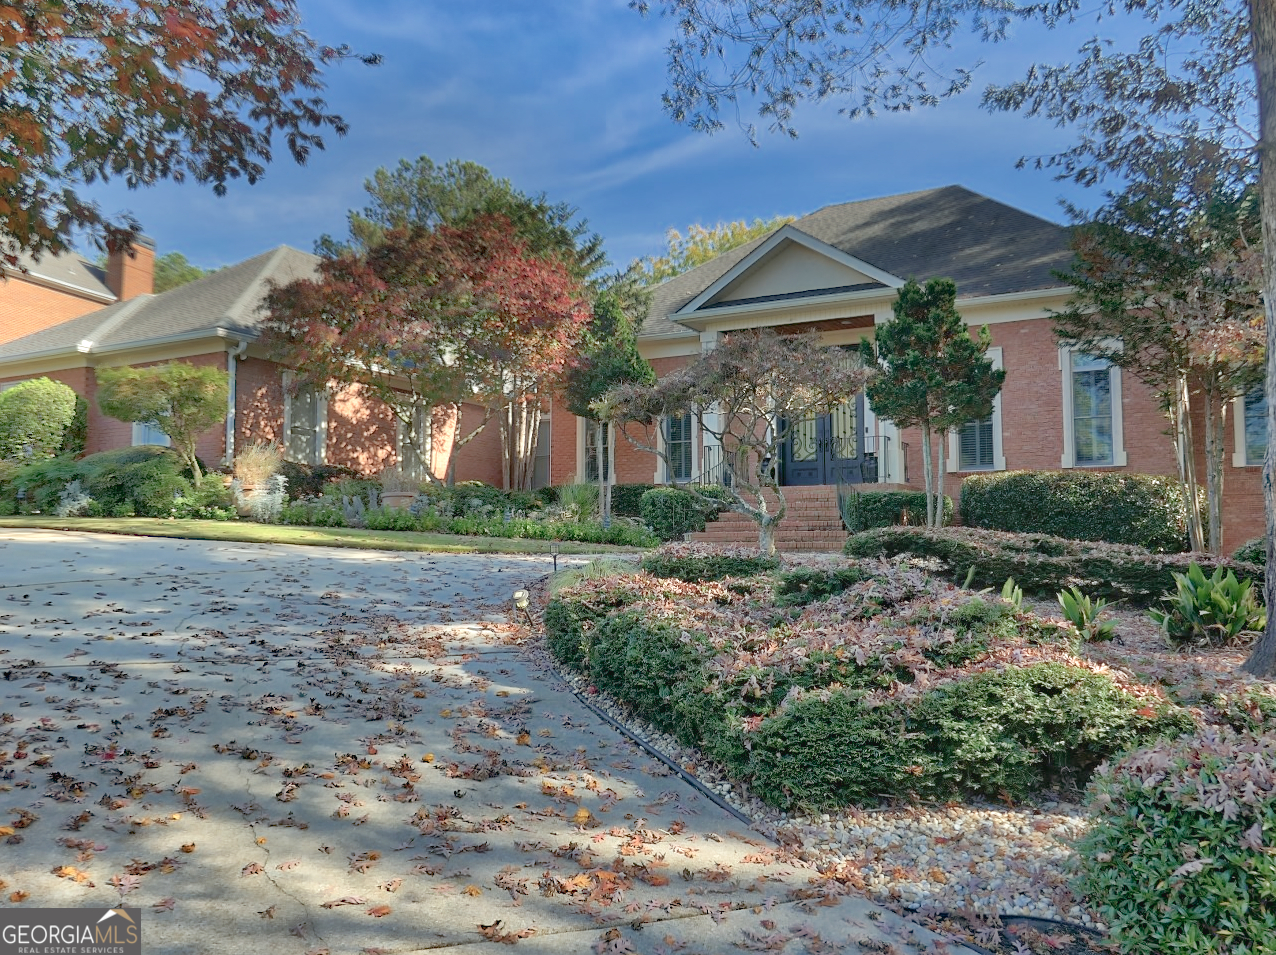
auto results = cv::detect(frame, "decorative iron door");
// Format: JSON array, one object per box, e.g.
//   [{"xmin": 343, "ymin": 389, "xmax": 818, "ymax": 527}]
[{"xmin": 782, "ymin": 392, "xmax": 867, "ymax": 485}]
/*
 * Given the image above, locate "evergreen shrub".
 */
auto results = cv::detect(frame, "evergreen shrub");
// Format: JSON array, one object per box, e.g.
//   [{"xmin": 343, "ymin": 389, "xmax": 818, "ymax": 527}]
[
  {"xmin": 840, "ymin": 489, "xmax": 951, "ymax": 533},
  {"xmin": 960, "ymin": 470, "xmax": 1190, "ymax": 552},
  {"xmin": 1077, "ymin": 729, "xmax": 1276, "ymax": 955},
  {"xmin": 0, "ymin": 377, "xmax": 80, "ymax": 460},
  {"xmin": 638, "ymin": 486, "xmax": 723, "ymax": 541},
  {"xmin": 611, "ymin": 483, "xmax": 657, "ymax": 517},
  {"xmin": 641, "ymin": 543, "xmax": 779, "ymax": 582},
  {"xmin": 845, "ymin": 526, "xmax": 1261, "ymax": 605}
]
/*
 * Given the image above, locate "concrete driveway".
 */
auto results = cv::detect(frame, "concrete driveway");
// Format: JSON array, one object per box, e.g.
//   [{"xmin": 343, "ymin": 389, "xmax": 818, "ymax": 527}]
[{"xmin": 0, "ymin": 529, "xmax": 973, "ymax": 954}]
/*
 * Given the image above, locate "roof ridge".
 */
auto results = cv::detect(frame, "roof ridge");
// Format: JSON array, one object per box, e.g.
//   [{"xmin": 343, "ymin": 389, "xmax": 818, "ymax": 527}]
[
  {"xmin": 797, "ymin": 184, "xmax": 963, "ymax": 222},
  {"xmin": 76, "ymin": 295, "xmax": 153, "ymax": 353},
  {"xmin": 223, "ymin": 246, "xmax": 291, "ymax": 328}
]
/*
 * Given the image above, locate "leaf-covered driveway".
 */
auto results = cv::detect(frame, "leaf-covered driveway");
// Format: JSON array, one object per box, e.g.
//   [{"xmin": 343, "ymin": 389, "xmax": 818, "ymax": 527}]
[{"xmin": 0, "ymin": 529, "xmax": 973, "ymax": 954}]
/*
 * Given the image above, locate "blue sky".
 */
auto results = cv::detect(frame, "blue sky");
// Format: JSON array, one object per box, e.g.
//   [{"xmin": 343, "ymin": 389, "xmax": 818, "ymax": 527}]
[{"xmin": 83, "ymin": 1, "xmax": 1130, "ymax": 273}]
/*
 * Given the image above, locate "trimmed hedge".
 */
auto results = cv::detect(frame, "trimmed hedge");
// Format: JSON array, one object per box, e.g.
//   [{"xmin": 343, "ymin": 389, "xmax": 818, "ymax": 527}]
[
  {"xmin": 774, "ymin": 566, "xmax": 868, "ymax": 607},
  {"xmin": 840, "ymin": 489, "xmax": 952, "ymax": 533},
  {"xmin": 546, "ymin": 570, "xmax": 1188, "ymax": 811},
  {"xmin": 641, "ymin": 549, "xmax": 779, "ymax": 582},
  {"xmin": 960, "ymin": 470, "xmax": 1190, "ymax": 553},
  {"xmin": 279, "ymin": 461, "xmax": 357, "ymax": 500},
  {"xmin": 845, "ymin": 526, "xmax": 1262, "ymax": 605},
  {"xmin": 611, "ymin": 483, "xmax": 657, "ymax": 517},
  {"xmin": 639, "ymin": 486, "xmax": 724, "ymax": 541},
  {"xmin": 1077, "ymin": 729, "xmax": 1276, "ymax": 955},
  {"xmin": 1235, "ymin": 538, "xmax": 1266, "ymax": 567},
  {"xmin": 0, "ymin": 377, "xmax": 79, "ymax": 460}
]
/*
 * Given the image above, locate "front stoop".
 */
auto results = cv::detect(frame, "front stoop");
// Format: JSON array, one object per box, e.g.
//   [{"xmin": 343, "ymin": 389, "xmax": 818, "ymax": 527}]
[{"xmin": 686, "ymin": 485, "xmax": 848, "ymax": 552}]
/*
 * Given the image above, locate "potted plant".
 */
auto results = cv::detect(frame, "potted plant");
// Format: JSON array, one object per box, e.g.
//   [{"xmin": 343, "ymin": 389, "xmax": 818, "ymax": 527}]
[
  {"xmin": 233, "ymin": 442, "xmax": 283, "ymax": 516},
  {"xmin": 378, "ymin": 466, "xmax": 419, "ymax": 510}
]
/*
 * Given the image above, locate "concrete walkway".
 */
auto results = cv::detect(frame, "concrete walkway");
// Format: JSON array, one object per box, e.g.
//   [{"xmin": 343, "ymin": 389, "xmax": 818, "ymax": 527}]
[{"xmin": 0, "ymin": 529, "xmax": 975, "ymax": 954}]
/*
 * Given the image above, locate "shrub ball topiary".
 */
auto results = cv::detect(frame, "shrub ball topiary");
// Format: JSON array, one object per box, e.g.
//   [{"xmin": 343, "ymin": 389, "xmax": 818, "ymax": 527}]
[
  {"xmin": 0, "ymin": 377, "xmax": 80, "ymax": 460},
  {"xmin": 960, "ymin": 470, "xmax": 1191, "ymax": 552},
  {"xmin": 1077, "ymin": 728, "xmax": 1276, "ymax": 955}
]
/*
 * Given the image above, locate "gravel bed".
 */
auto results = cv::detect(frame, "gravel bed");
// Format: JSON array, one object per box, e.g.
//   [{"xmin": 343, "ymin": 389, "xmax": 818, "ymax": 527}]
[{"xmin": 527, "ymin": 631, "xmax": 1102, "ymax": 932}]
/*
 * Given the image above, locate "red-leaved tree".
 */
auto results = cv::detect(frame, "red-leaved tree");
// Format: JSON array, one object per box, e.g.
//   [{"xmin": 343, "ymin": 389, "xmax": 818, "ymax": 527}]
[{"xmin": 262, "ymin": 216, "xmax": 588, "ymax": 486}]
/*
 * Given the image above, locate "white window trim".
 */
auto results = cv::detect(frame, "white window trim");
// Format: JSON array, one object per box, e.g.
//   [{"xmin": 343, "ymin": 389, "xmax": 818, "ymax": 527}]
[
  {"xmin": 282, "ymin": 371, "xmax": 328, "ymax": 466},
  {"xmin": 576, "ymin": 415, "xmax": 612, "ymax": 483},
  {"xmin": 654, "ymin": 412, "xmax": 699, "ymax": 484},
  {"xmin": 131, "ymin": 421, "xmax": 171, "ymax": 447},
  {"xmin": 1233, "ymin": 389, "xmax": 1266, "ymax": 467},
  {"xmin": 947, "ymin": 346, "xmax": 1005, "ymax": 473},
  {"xmin": 1059, "ymin": 344, "xmax": 1127, "ymax": 468}
]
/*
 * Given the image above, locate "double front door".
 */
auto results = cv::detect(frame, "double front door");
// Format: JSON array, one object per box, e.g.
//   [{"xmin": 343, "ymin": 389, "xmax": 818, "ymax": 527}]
[{"xmin": 782, "ymin": 392, "xmax": 872, "ymax": 485}]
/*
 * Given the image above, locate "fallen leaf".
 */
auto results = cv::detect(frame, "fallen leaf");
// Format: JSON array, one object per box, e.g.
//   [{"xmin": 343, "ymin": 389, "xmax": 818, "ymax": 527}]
[
  {"xmin": 152, "ymin": 897, "xmax": 176, "ymax": 912},
  {"xmin": 462, "ymin": 884, "xmax": 484, "ymax": 897},
  {"xmin": 366, "ymin": 905, "xmax": 392, "ymax": 918}
]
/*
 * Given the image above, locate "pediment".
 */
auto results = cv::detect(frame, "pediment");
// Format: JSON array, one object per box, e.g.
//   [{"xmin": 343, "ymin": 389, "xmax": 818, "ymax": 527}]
[
  {"xmin": 677, "ymin": 226, "xmax": 901, "ymax": 316},
  {"xmin": 705, "ymin": 240, "xmax": 878, "ymax": 306}
]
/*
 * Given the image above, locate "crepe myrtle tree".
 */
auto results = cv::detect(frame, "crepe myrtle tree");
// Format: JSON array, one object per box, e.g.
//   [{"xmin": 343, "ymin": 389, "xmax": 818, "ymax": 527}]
[
  {"xmin": 96, "ymin": 362, "xmax": 229, "ymax": 487},
  {"xmin": 598, "ymin": 329, "xmax": 872, "ymax": 556}
]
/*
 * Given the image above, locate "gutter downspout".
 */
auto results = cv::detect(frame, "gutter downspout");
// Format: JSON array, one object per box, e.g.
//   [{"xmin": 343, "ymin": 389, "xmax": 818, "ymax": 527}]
[{"xmin": 224, "ymin": 340, "xmax": 249, "ymax": 466}]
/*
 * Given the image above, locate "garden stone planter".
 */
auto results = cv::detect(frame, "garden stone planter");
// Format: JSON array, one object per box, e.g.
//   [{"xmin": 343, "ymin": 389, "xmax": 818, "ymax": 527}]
[
  {"xmin": 382, "ymin": 491, "xmax": 417, "ymax": 511},
  {"xmin": 234, "ymin": 485, "xmax": 256, "ymax": 518}
]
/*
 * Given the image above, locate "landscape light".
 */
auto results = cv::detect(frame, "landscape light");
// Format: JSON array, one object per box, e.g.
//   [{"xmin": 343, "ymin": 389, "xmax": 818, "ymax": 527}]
[
  {"xmin": 512, "ymin": 589, "xmax": 530, "ymax": 611},
  {"xmin": 550, "ymin": 542, "xmax": 559, "ymax": 573}
]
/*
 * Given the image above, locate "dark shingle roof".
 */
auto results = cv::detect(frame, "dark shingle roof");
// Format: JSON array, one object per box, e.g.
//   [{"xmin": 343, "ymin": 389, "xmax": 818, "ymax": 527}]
[
  {"xmin": 4, "ymin": 249, "xmax": 114, "ymax": 301},
  {"xmin": 0, "ymin": 246, "xmax": 318, "ymax": 361},
  {"xmin": 639, "ymin": 185, "xmax": 1074, "ymax": 339}
]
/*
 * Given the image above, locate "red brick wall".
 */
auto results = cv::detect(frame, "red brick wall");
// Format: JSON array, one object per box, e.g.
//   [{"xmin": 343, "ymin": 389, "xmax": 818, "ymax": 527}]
[
  {"xmin": 891, "ymin": 318, "xmax": 1261, "ymax": 552},
  {"xmin": 0, "ymin": 278, "xmax": 109, "ymax": 344},
  {"xmin": 450, "ymin": 402, "xmax": 505, "ymax": 486},
  {"xmin": 325, "ymin": 382, "xmax": 396, "ymax": 473},
  {"xmin": 547, "ymin": 355, "xmax": 693, "ymax": 487},
  {"xmin": 106, "ymin": 244, "xmax": 155, "ymax": 301}
]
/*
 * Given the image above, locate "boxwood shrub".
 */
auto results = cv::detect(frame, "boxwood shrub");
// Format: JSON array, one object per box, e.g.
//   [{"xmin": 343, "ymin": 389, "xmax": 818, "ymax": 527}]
[
  {"xmin": 1077, "ymin": 729, "xmax": 1276, "ymax": 955},
  {"xmin": 1234, "ymin": 537, "xmax": 1266, "ymax": 567},
  {"xmin": 960, "ymin": 470, "xmax": 1190, "ymax": 552},
  {"xmin": 774, "ymin": 565, "xmax": 868, "ymax": 607},
  {"xmin": 845, "ymin": 526, "xmax": 1262, "ymax": 605},
  {"xmin": 840, "ymin": 489, "xmax": 952, "ymax": 533},
  {"xmin": 543, "ymin": 575, "xmax": 653, "ymax": 667}
]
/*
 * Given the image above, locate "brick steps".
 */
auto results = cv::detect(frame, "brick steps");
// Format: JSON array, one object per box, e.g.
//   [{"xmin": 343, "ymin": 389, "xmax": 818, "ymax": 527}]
[{"xmin": 687, "ymin": 484, "xmax": 852, "ymax": 552}]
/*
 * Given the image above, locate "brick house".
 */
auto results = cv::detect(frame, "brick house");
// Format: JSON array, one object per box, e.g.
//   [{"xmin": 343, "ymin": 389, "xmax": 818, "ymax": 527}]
[
  {"xmin": 553, "ymin": 185, "xmax": 1262, "ymax": 551},
  {"xmin": 0, "ymin": 239, "xmax": 156, "ymax": 344},
  {"xmin": 0, "ymin": 245, "xmax": 504, "ymax": 484},
  {"xmin": 0, "ymin": 186, "xmax": 1262, "ymax": 550}
]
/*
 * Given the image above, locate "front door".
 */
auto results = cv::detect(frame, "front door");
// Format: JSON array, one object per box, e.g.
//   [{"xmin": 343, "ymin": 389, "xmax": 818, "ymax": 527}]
[{"xmin": 782, "ymin": 393, "xmax": 869, "ymax": 485}]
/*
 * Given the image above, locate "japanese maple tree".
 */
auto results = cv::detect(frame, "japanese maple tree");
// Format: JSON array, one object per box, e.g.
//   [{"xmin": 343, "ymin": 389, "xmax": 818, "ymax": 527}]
[
  {"xmin": 600, "ymin": 329, "xmax": 871, "ymax": 556},
  {"xmin": 0, "ymin": 0, "xmax": 376, "ymax": 263},
  {"xmin": 263, "ymin": 216, "xmax": 589, "ymax": 487}
]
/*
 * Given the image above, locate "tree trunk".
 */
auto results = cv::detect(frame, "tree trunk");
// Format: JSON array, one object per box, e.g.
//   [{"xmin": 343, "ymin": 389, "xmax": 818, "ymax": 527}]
[
  {"xmin": 1203, "ymin": 384, "xmax": 1226, "ymax": 554},
  {"xmin": 1245, "ymin": 0, "xmax": 1276, "ymax": 676},
  {"xmin": 595, "ymin": 418, "xmax": 605, "ymax": 521},
  {"xmin": 1173, "ymin": 378, "xmax": 1206, "ymax": 552},
  {"xmin": 920, "ymin": 425, "xmax": 935, "ymax": 527},
  {"xmin": 934, "ymin": 428, "xmax": 946, "ymax": 528},
  {"xmin": 758, "ymin": 518, "xmax": 776, "ymax": 557},
  {"xmin": 186, "ymin": 448, "xmax": 202, "ymax": 488}
]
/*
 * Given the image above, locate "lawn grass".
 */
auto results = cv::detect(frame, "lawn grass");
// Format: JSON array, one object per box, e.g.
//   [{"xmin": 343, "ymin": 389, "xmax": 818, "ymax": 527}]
[{"xmin": 0, "ymin": 516, "xmax": 641, "ymax": 555}]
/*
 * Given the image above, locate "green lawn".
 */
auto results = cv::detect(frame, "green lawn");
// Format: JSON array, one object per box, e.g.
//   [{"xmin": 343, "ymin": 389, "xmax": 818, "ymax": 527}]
[{"xmin": 0, "ymin": 516, "xmax": 642, "ymax": 555}]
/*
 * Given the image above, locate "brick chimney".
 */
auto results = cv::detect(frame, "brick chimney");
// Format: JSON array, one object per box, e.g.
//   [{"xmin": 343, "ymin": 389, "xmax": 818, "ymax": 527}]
[{"xmin": 106, "ymin": 235, "xmax": 156, "ymax": 300}]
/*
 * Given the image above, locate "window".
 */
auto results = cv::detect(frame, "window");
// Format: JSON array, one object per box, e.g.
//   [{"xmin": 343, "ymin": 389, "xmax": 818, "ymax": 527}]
[
  {"xmin": 583, "ymin": 420, "xmax": 609, "ymax": 483},
  {"xmin": 283, "ymin": 378, "xmax": 326, "ymax": 465},
  {"xmin": 1061, "ymin": 347, "xmax": 1126, "ymax": 468},
  {"xmin": 958, "ymin": 417, "xmax": 994, "ymax": 470},
  {"xmin": 665, "ymin": 413, "xmax": 694, "ymax": 482},
  {"xmin": 1234, "ymin": 386, "xmax": 1268, "ymax": 467},
  {"xmin": 397, "ymin": 404, "xmax": 430, "ymax": 482},
  {"xmin": 531, "ymin": 417, "xmax": 551, "ymax": 489},
  {"xmin": 947, "ymin": 346, "xmax": 1004, "ymax": 473},
  {"xmin": 131, "ymin": 421, "xmax": 170, "ymax": 447}
]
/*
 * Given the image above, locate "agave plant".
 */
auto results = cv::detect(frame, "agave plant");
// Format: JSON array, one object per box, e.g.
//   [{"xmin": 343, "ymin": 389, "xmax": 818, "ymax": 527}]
[{"xmin": 1149, "ymin": 563, "xmax": 1265, "ymax": 649}]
